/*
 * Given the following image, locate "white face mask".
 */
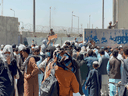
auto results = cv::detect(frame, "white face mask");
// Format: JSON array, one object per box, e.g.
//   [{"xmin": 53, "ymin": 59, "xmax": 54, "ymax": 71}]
[
  {"xmin": 56, "ymin": 48, "xmax": 59, "ymax": 50},
  {"xmin": 14, "ymin": 52, "xmax": 17, "ymax": 56}
]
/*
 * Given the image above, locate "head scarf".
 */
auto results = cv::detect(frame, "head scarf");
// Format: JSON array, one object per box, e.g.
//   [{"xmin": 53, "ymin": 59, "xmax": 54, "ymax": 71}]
[
  {"xmin": 1, "ymin": 44, "xmax": 4, "ymax": 49},
  {"xmin": 2, "ymin": 45, "xmax": 14, "ymax": 61},
  {"xmin": 41, "ymin": 40, "xmax": 47, "ymax": 53},
  {"xmin": 0, "ymin": 45, "xmax": 13, "ymax": 84},
  {"xmin": 18, "ymin": 44, "xmax": 26, "ymax": 52},
  {"xmin": 42, "ymin": 39, "xmax": 47, "ymax": 46}
]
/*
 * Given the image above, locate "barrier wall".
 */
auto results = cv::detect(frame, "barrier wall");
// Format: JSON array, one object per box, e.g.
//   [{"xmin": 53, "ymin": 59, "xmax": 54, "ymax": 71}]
[
  {"xmin": 24, "ymin": 37, "xmax": 83, "ymax": 46},
  {"xmin": 84, "ymin": 29, "xmax": 128, "ymax": 47},
  {"xmin": 0, "ymin": 16, "xmax": 18, "ymax": 45}
]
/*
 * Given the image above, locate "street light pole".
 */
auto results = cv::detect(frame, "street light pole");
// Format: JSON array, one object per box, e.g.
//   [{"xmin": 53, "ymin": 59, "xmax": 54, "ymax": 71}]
[
  {"xmin": 33, "ymin": 0, "xmax": 35, "ymax": 33},
  {"xmin": 89, "ymin": 15, "xmax": 91, "ymax": 28},
  {"xmin": 1, "ymin": 0, "xmax": 3, "ymax": 16},
  {"xmin": 102, "ymin": 0, "xmax": 104, "ymax": 29},
  {"xmin": 78, "ymin": 17, "xmax": 79, "ymax": 34},
  {"xmin": 10, "ymin": 8, "xmax": 15, "ymax": 17},
  {"xmin": 73, "ymin": 15, "xmax": 79, "ymax": 34},
  {"xmin": 81, "ymin": 24, "xmax": 83, "ymax": 33}
]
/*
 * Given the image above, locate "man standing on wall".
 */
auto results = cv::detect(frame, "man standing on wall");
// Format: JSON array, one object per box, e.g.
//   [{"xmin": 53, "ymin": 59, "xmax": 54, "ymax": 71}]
[
  {"xmin": 48, "ymin": 29, "xmax": 55, "ymax": 37},
  {"xmin": 108, "ymin": 21, "xmax": 118, "ymax": 29},
  {"xmin": 48, "ymin": 29, "xmax": 56, "ymax": 46}
]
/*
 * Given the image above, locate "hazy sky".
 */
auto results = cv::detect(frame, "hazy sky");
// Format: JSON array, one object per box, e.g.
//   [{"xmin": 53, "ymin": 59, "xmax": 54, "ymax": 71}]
[
  {"xmin": 2, "ymin": 0, "xmax": 113, "ymax": 30},
  {"xmin": 1, "ymin": 1, "xmax": 113, "ymax": 95}
]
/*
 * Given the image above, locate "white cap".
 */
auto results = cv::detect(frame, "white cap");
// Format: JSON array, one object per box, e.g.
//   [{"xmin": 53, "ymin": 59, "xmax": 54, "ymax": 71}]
[
  {"xmin": 93, "ymin": 61, "xmax": 99, "ymax": 65},
  {"xmin": 119, "ymin": 45, "xmax": 123, "ymax": 48}
]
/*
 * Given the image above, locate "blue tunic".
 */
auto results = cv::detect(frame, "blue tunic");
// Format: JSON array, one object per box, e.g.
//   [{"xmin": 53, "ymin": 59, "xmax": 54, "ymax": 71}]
[
  {"xmin": 85, "ymin": 69, "xmax": 101, "ymax": 96},
  {"xmin": 36, "ymin": 56, "xmax": 43, "ymax": 96}
]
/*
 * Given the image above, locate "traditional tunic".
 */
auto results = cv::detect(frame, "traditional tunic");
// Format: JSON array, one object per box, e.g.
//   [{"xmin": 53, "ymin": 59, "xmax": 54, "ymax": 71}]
[
  {"xmin": 17, "ymin": 44, "xmax": 26, "ymax": 96},
  {"xmin": 85, "ymin": 69, "xmax": 101, "ymax": 96},
  {"xmin": 36, "ymin": 56, "xmax": 43, "ymax": 96},
  {"xmin": 17, "ymin": 54, "xmax": 25, "ymax": 96},
  {"xmin": 24, "ymin": 57, "xmax": 39, "ymax": 96}
]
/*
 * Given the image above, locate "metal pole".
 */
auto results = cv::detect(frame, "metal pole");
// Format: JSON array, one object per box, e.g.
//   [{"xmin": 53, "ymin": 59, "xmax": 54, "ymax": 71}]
[
  {"xmin": 1, "ymin": 0, "xmax": 3, "ymax": 16},
  {"xmin": 78, "ymin": 17, "xmax": 79, "ymax": 34},
  {"xmin": 89, "ymin": 15, "xmax": 91, "ymax": 28},
  {"xmin": 10, "ymin": 9, "xmax": 15, "ymax": 17},
  {"xmin": 113, "ymin": 0, "xmax": 116, "ymax": 25},
  {"xmin": 102, "ymin": 0, "xmax": 104, "ymax": 29},
  {"xmin": 72, "ymin": 11, "xmax": 73, "ymax": 33},
  {"xmin": 50, "ymin": 7, "xmax": 51, "ymax": 29},
  {"xmin": 14, "ymin": 10, "xmax": 15, "ymax": 17},
  {"xmin": 81, "ymin": 24, "xmax": 83, "ymax": 34},
  {"xmin": 33, "ymin": 0, "xmax": 35, "ymax": 33}
]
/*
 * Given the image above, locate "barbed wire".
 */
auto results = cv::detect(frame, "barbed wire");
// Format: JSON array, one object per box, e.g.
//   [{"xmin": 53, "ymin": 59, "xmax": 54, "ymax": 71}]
[{"xmin": 19, "ymin": 23, "xmax": 83, "ymax": 34}]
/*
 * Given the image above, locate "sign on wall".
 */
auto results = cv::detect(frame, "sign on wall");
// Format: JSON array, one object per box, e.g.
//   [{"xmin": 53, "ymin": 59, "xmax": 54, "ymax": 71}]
[{"xmin": 84, "ymin": 29, "xmax": 128, "ymax": 47}]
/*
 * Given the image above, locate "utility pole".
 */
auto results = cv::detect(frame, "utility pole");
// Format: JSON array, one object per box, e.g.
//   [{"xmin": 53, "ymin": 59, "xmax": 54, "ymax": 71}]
[
  {"xmin": 49, "ymin": 7, "xmax": 51, "ymax": 29},
  {"xmin": 89, "ymin": 15, "xmax": 91, "ymax": 28},
  {"xmin": 81, "ymin": 24, "xmax": 83, "ymax": 33},
  {"xmin": 73, "ymin": 15, "xmax": 79, "ymax": 34},
  {"xmin": 1, "ymin": 0, "xmax": 3, "ymax": 16},
  {"xmin": 33, "ymin": 0, "xmax": 35, "ymax": 33},
  {"xmin": 10, "ymin": 8, "xmax": 15, "ymax": 17},
  {"xmin": 102, "ymin": 0, "xmax": 104, "ymax": 29},
  {"xmin": 78, "ymin": 17, "xmax": 79, "ymax": 34},
  {"xmin": 71, "ymin": 11, "xmax": 73, "ymax": 33}
]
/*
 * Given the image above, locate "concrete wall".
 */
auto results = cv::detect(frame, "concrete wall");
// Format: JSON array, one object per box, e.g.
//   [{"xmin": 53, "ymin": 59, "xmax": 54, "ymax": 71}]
[
  {"xmin": 19, "ymin": 31, "xmax": 81, "ymax": 44},
  {"xmin": 0, "ymin": 16, "xmax": 18, "ymax": 45},
  {"xmin": 117, "ymin": 0, "xmax": 128, "ymax": 29},
  {"xmin": 25, "ymin": 37, "xmax": 83, "ymax": 46},
  {"xmin": 84, "ymin": 29, "xmax": 128, "ymax": 47}
]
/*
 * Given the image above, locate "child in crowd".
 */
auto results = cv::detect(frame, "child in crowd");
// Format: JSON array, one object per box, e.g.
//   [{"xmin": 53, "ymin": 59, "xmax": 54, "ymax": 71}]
[{"xmin": 85, "ymin": 61, "xmax": 101, "ymax": 96}]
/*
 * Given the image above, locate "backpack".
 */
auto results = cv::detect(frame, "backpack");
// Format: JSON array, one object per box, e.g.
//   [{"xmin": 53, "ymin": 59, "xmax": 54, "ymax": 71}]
[{"xmin": 40, "ymin": 63, "xmax": 59, "ymax": 96}]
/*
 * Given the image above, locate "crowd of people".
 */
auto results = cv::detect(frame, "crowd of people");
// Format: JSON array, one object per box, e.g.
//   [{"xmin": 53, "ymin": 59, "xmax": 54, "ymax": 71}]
[{"xmin": 0, "ymin": 37, "xmax": 128, "ymax": 96}]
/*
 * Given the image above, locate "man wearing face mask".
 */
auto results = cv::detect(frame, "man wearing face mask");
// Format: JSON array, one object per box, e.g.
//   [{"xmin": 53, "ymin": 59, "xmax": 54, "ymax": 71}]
[
  {"xmin": 32, "ymin": 46, "xmax": 43, "ymax": 96},
  {"xmin": 39, "ymin": 46, "xmax": 56, "ymax": 73},
  {"xmin": 17, "ymin": 44, "xmax": 26, "ymax": 96},
  {"xmin": 22, "ymin": 47, "xmax": 39, "ymax": 96},
  {"xmin": 0, "ymin": 45, "xmax": 18, "ymax": 96}
]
